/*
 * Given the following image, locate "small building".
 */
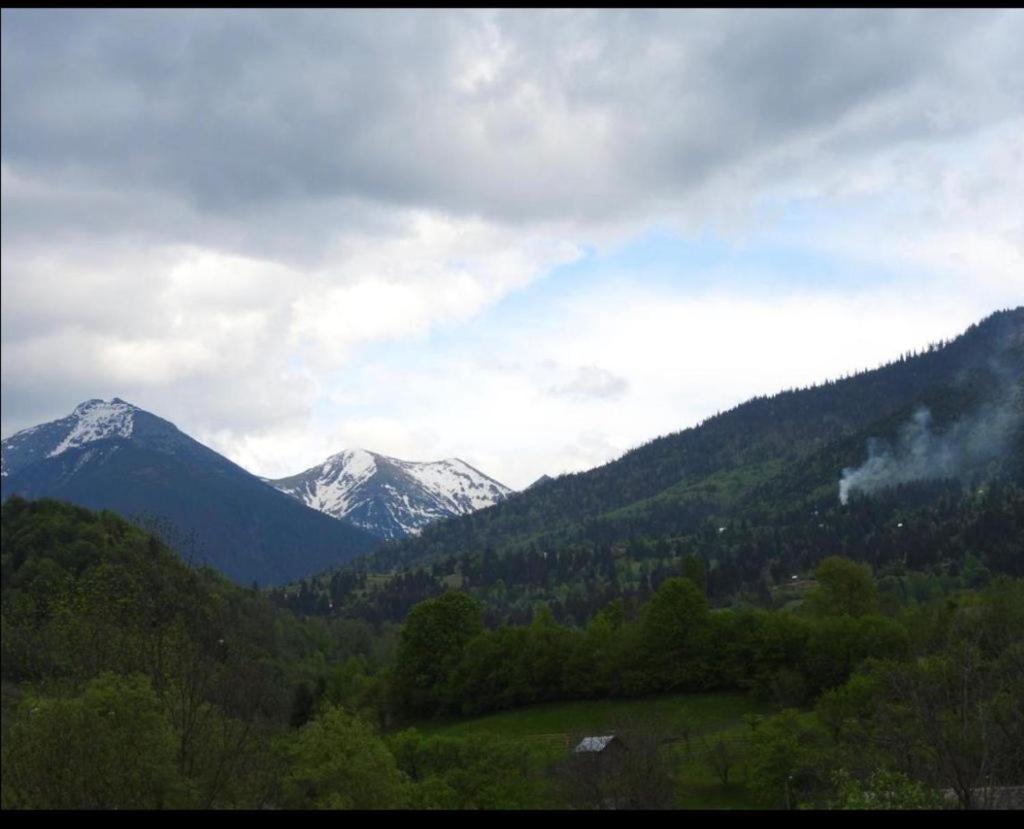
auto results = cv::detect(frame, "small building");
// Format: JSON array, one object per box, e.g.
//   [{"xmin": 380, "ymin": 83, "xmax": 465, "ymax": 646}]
[{"xmin": 574, "ymin": 735, "xmax": 625, "ymax": 755}]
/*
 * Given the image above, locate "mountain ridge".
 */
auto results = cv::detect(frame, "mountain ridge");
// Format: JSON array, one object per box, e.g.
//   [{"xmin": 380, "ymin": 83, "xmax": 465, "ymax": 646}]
[
  {"xmin": 1, "ymin": 399, "xmax": 380, "ymax": 586},
  {"xmin": 268, "ymin": 448, "xmax": 512, "ymax": 540},
  {"xmin": 316, "ymin": 307, "xmax": 1023, "ymax": 595},
  {"xmin": 268, "ymin": 307, "xmax": 1023, "ymax": 625}
]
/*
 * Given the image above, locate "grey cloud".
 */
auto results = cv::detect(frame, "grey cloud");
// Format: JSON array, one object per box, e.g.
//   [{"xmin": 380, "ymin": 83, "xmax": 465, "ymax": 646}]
[
  {"xmin": 3, "ymin": 9, "xmax": 1022, "ymax": 445},
  {"xmin": 4, "ymin": 9, "xmax": 1021, "ymax": 240}
]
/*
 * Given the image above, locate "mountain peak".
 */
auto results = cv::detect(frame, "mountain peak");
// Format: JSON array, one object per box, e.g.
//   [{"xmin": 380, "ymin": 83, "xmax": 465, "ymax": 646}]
[
  {"xmin": 270, "ymin": 448, "xmax": 512, "ymax": 539},
  {"xmin": 1, "ymin": 399, "xmax": 379, "ymax": 586},
  {"xmin": 72, "ymin": 396, "xmax": 136, "ymax": 413},
  {"xmin": 53, "ymin": 399, "xmax": 138, "ymax": 458}
]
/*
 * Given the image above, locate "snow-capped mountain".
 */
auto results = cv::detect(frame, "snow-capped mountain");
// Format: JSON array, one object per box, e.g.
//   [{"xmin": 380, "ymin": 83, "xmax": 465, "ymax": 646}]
[
  {"xmin": 268, "ymin": 449, "xmax": 513, "ymax": 539},
  {"xmin": 1, "ymin": 399, "xmax": 379, "ymax": 585},
  {"xmin": 1, "ymin": 398, "xmax": 139, "ymax": 478}
]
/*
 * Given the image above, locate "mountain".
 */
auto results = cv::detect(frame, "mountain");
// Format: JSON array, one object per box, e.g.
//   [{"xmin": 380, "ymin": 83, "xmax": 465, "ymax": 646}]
[
  {"xmin": 275, "ymin": 307, "xmax": 1024, "ymax": 624},
  {"xmin": 375, "ymin": 307, "xmax": 1024, "ymax": 567},
  {"xmin": 0, "ymin": 399, "xmax": 380, "ymax": 586},
  {"xmin": 268, "ymin": 449, "xmax": 512, "ymax": 540}
]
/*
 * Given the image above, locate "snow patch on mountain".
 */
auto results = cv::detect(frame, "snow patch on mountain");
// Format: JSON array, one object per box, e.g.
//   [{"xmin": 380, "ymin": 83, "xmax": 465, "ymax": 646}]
[
  {"xmin": 295, "ymin": 449, "xmax": 379, "ymax": 517},
  {"xmin": 2, "ymin": 398, "xmax": 140, "ymax": 477},
  {"xmin": 397, "ymin": 457, "xmax": 509, "ymax": 512},
  {"xmin": 269, "ymin": 449, "xmax": 513, "ymax": 539},
  {"xmin": 47, "ymin": 399, "xmax": 137, "ymax": 458}
]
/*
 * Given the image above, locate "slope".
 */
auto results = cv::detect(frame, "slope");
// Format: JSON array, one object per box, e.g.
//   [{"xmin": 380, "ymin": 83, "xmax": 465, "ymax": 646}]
[
  {"xmin": 370, "ymin": 307, "xmax": 1023, "ymax": 571},
  {"xmin": 1, "ymin": 400, "xmax": 380, "ymax": 586},
  {"xmin": 273, "ymin": 307, "xmax": 1023, "ymax": 623}
]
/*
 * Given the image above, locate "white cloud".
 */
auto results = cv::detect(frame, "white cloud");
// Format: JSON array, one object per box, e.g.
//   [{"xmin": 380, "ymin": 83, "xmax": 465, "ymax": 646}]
[
  {"xmin": 209, "ymin": 285, "xmax": 990, "ymax": 490},
  {"xmin": 2, "ymin": 10, "xmax": 1021, "ymax": 492}
]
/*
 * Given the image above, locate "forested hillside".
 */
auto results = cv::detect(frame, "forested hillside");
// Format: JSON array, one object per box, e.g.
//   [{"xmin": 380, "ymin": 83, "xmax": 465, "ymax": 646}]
[
  {"xmin": 4, "ymin": 498, "xmax": 1021, "ymax": 809},
  {"xmin": 377, "ymin": 307, "xmax": 1022, "ymax": 568},
  {"xmin": 274, "ymin": 308, "xmax": 1024, "ymax": 624},
  {"xmin": 0, "ymin": 498, "xmax": 394, "ymax": 808}
]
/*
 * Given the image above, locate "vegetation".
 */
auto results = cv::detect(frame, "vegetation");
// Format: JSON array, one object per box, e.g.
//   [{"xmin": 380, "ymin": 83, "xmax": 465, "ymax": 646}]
[
  {"xmin": 3, "ymin": 312, "xmax": 1022, "ymax": 809},
  {"xmin": 3, "ymin": 497, "xmax": 1021, "ymax": 809}
]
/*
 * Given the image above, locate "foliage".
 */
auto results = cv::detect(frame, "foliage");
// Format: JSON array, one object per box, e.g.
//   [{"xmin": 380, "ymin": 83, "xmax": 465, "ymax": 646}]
[
  {"xmin": 278, "ymin": 705, "xmax": 406, "ymax": 809},
  {"xmin": 819, "ymin": 578, "xmax": 1024, "ymax": 809},
  {"xmin": 0, "ymin": 498, "xmax": 360, "ymax": 808},
  {"xmin": 746, "ymin": 710, "xmax": 830, "ymax": 808},
  {"xmin": 388, "ymin": 728, "xmax": 546, "ymax": 809},
  {"xmin": 803, "ymin": 556, "xmax": 878, "ymax": 617},
  {"xmin": 392, "ymin": 591, "xmax": 483, "ymax": 718},
  {"xmin": 2, "ymin": 673, "xmax": 183, "ymax": 809},
  {"xmin": 832, "ymin": 768, "xmax": 942, "ymax": 810},
  {"xmin": 3, "ymin": 495, "xmax": 1023, "ymax": 810}
]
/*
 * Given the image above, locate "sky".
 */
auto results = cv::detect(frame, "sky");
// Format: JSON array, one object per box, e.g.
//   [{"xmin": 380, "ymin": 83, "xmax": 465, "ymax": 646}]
[{"xmin": 1, "ymin": 9, "xmax": 1022, "ymax": 489}]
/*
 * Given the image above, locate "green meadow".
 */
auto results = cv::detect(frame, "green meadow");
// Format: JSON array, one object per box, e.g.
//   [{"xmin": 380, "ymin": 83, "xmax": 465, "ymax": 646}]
[{"xmin": 416, "ymin": 691, "xmax": 781, "ymax": 808}]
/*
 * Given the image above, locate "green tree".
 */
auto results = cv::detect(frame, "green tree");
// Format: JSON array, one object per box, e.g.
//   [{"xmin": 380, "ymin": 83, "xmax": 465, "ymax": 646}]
[
  {"xmin": 832, "ymin": 768, "xmax": 941, "ymax": 810},
  {"xmin": 815, "ymin": 672, "xmax": 880, "ymax": 743},
  {"xmin": 393, "ymin": 591, "xmax": 483, "ymax": 717},
  {"xmin": 804, "ymin": 557, "xmax": 879, "ymax": 618},
  {"xmin": 638, "ymin": 577, "xmax": 710, "ymax": 690},
  {"xmin": 682, "ymin": 554, "xmax": 708, "ymax": 595},
  {"xmin": 747, "ymin": 709, "xmax": 829, "ymax": 809},
  {"xmin": 802, "ymin": 615, "xmax": 909, "ymax": 695},
  {"xmin": 279, "ymin": 705, "xmax": 406, "ymax": 809},
  {"xmin": 556, "ymin": 718, "xmax": 677, "ymax": 809},
  {"xmin": 2, "ymin": 672, "xmax": 184, "ymax": 809},
  {"xmin": 388, "ymin": 729, "xmax": 544, "ymax": 809}
]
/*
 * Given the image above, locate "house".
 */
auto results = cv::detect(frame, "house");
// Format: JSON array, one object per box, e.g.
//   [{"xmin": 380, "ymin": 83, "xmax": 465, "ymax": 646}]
[{"xmin": 574, "ymin": 735, "xmax": 624, "ymax": 755}]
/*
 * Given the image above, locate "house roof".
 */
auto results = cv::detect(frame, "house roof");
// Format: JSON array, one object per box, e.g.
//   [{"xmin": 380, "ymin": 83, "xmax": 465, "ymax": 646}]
[{"xmin": 574, "ymin": 735, "xmax": 618, "ymax": 753}]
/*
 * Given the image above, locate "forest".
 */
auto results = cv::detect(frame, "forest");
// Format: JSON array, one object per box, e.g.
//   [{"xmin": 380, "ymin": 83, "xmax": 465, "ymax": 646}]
[
  {"xmin": 274, "ymin": 478, "xmax": 1024, "ymax": 626},
  {"xmin": 2, "ymin": 497, "xmax": 1021, "ymax": 809}
]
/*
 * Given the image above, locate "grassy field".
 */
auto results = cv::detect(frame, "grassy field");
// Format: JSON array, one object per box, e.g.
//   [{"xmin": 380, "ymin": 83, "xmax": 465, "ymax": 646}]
[{"xmin": 415, "ymin": 691, "xmax": 779, "ymax": 808}]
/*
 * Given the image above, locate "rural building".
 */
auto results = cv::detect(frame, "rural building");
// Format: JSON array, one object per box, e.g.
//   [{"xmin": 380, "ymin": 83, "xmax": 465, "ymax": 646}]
[{"xmin": 574, "ymin": 735, "xmax": 624, "ymax": 754}]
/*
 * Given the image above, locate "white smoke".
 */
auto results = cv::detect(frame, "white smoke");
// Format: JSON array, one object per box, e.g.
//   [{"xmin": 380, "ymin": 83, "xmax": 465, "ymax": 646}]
[{"xmin": 839, "ymin": 400, "xmax": 1022, "ymax": 505}]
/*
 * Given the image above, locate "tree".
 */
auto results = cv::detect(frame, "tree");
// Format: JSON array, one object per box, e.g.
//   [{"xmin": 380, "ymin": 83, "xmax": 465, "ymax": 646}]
[
  {"xmin": 279, "ymin": 705, "xmax": 405, "ymax": 809},
  {"xmin": 2, "ymin": 673, "xmax": 184, "ymax": 809},
  {"xmin": 682, "ymin": 554, "xmax": 708, "ymax": 595},
  {"xmin": 392, "ymin": 591, "xmax": 484, "ymax": 717},
  {"xmin": 638, "ymin": 577, "xmax": 710, "ymax": 690},
  {"xmin": 825, "ymin": 582, "xmax": 1024, "ymax": 810},
  {"xmin": 289, "ymin": 682, "xmax": 316, "ymax": 728},
  {"xmin": 869, "ymin": 643, "xmax": 1023, "ymax": 809},
  {"xmin": 747, "ymin": 709, "xmax": 829, "ymax": 809},
  {"xmin": 706, "ymin": 736, "xmax": 739, "ymax": 786},
  {"xmin": 388, "ymin": 729, "xmax": 543, "ymax": 809},
  {"xmin": 832, "ymin": 768, "xmax": 941, "ymax": 810},
  {"xmin": 804, "ymin": 557, "xmax": 878, "ymax": 618},
  {"xmin": 802, "ymin": 615, "xmax": 909, "ymax": 695}
]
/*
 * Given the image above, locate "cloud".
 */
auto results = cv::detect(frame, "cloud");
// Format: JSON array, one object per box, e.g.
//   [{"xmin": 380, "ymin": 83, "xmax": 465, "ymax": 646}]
[
  {"xmin": 4, "ymin": 10, "xmax": 1021, "ymax": 233},
  {"xmin": 2, "ymin": 9, "xmax": 1022, "ymax": 487},
  {"xmin": 549, "ymin": 365, "xmax": 629, "ymax": 401}
]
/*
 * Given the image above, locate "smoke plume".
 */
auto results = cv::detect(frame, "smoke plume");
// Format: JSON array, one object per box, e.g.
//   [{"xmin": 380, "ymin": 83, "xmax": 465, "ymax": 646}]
[{"xmin": 839, "ymin": 399, "xmax": 1022, "ymax": 505}]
